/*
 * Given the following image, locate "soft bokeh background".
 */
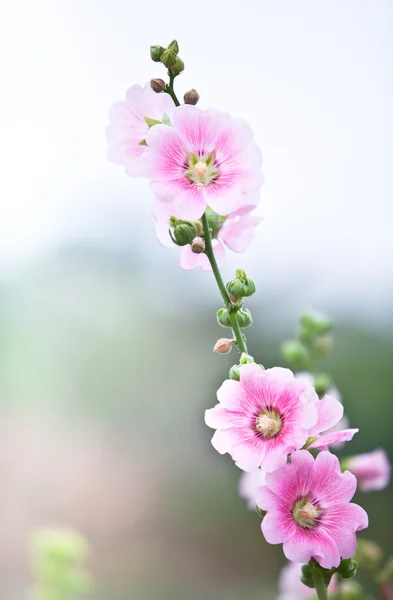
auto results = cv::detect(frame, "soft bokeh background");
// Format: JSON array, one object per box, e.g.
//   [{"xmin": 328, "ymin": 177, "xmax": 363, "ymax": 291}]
[{"xmin": 1, "ymin": 0, "xmax": 393, "ymax": 598}]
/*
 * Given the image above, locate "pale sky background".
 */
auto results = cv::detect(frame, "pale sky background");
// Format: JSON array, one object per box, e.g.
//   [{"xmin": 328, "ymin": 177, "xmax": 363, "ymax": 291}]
[{"xmin": 1, "ymin": 0, "xmax": 392, "ymax": 324}]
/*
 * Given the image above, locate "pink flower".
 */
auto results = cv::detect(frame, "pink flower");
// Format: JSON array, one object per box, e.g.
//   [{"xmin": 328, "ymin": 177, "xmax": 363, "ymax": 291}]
[
  {"xmin": 146, "ymin": 104, "xmax": 263, "ymax": 220},
  {"xmin": 306, "ymin": 393, "xmax": 358, "ymax": 450},
  {"xmin": 257, "ymin": 450, "xmax": 368, "ymax": 569},
  {"xmin": 154, "ymin": 203, "xmax": 261, "ymax": 271},
  {"xmin": 345, "ymin": 449, "xmax": 391, "ymax": 492},
  {"xmin": 239, "ymin": 469, "xmax": 266, "ymax": 510},
  {"xmin": 204, "ymin": 364, "xmax": 318, "ymax": 473},
  {"xmin": 106, "ymin": 83, "xmax": 175, "ymax": 177},
  {"xmin": 278, "ymin": 561, "xmax": 337, "ymax": 600}
]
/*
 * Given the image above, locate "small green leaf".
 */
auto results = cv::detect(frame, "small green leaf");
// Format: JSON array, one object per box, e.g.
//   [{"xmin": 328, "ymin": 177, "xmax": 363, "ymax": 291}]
[{"xmin": 144, "ymin": 116, "xmax": 162, "ymax": 128}]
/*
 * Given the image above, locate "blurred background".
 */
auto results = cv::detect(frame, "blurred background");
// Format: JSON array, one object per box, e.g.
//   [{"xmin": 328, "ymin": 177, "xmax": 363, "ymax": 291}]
[{"xmin": 1, "ymin": 0, "xmax": 393, "ymax": 598}]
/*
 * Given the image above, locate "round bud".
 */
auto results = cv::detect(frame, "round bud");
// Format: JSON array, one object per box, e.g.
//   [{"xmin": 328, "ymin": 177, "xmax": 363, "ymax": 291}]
[
  {"xmin": 167, "ymin": 40, "xmax": 179, "ymax": 54},
  {"xmin": 281, "ymin": 340, "xmax": 310, "ymax": 366},
  {"xmin": 217, "ymin": 308, "xmax": 232, "ymax": 328},
  {"xmin": 184, "ymin": 89, "xmax": 200, "ymax": 105},
  {"xmin": 229, "ymin": 364, "xmax": 241, "ymax": 381},
  {"xmin": 300, "ymin": 312, "xmax": 333, "ymax": 340},
  {"xmin": 160, "ymin": 49, "xmax": 177, "ymax": 69},
  {"xmin": 313, "ymin": 372, "xmax": 332, "ymax": 398},
  {"xmin": 213, "ymin": 338, "xmax": 234, "ymax": 355},
  {"xmin": 150, "ymin": 45, "xmax": 165, "ymax": 62},
  {"xmin": 226, "ymin": 270, "xmax": 256, "ymax": 298},
  {"xmin": 150, "ymin": 78, "xmax": 166, "ymax": 93},
  {"xmin": 191, "ymin": 236, "xmax": 205, "ymax": 254},
  {"xmin": 237, "ymin": 308, "xmax": 253, "ymax": 328},
  {"xmin": 337, "ymin": 558, "xmax": 358, "ymax": 580},
  {"xmin": 240, "ymin": 353, "xmax": 254, "ymax": 365},
  {"xmin": 172, "ymin": 223, "xmax": 197, "ymax": 246}
]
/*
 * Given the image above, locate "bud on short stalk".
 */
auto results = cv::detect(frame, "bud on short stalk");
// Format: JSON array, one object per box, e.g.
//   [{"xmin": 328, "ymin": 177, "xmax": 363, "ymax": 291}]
[
  {"xmin": 171, "ymin": 57, "xmax": 185, "ymax": 75},
  {"xmin": 167, "ymin": 39, "xmax": 179, "ymax": 54},
  {"xmin": 300, "ymin": 311, "xmax": 333, "ymax": 340},
  {"xmin": 171, "ymin": 223, "xmax": 197, "ymax": 246},
  {"xmin": 150, "ymin": 45, "xmax": 165, "ymax": 62},
  {"xmin": 313, "ymin": 372, "xmax": 332, "ymax": 398},
  {"xmin": 237, "ymin": 308, "xmax": 252, "ymax": 328},
  {"xmin": 191, "ymin": 237, "xmax": 205, "ymax": 254},
  {"xmin": 281, "ymin": 340, "xmax": 310, "ymax": 366},
  {"xmin": 226, "ymin": 268, "xmax": 256, "ymax": 298},
  {"xmin": 160, "ymin": 49, "xmax": 177, "ymax": 69},
  {"xmin": 213, "ymin": 338, "xmax": 234, "ymax": 355},
  {"xmin": 184, "ymin": 89, "xmax": 200, "ymax": 105},
  {"xmin": 150, "ymin": 78, "xmax": 166, "ymax": 93}
]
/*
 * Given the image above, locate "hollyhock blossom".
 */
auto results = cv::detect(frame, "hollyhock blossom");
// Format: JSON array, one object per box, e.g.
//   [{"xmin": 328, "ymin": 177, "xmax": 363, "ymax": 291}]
[
  {"xmin": 278, "ymin": 561, "xmax": 337, "ymax": 600},
  {"xmin": 256, "ymin": 450, "xmax": 368, "ymax": 569},
  {"xmin": 345, "ymin": 449, "xmax": 391, "ymax": 492},
  {"xmin": 146, "ymin": 104, "xmax": 263, "ymax": 220},
  {"xmin": 239, "ymin": 469, "xmax": 266, "ymax": 510},
  {"xmin": 204, "ymin": 364, "xmax": 318, "ymax": 473},
  {"xmin": 154, "ymin": 203, "xmax": 262, "ymax": 271},
  {"xmin": 106, "ymin": 83, "xmax": 175, "ymax": 177}
]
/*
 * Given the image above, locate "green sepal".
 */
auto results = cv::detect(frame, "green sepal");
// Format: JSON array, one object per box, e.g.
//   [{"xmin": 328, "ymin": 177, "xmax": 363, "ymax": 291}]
[{"xmin": 167, "ymin": 39, "xmax": 179, "ymax": 54}]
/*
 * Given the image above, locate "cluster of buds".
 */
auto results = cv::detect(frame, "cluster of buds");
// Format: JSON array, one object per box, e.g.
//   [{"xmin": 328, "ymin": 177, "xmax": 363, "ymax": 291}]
[
  {"xmin": 167, "ymin": 217, "xmax": 205, "ymax": 253},
  {"xmin": 150, "ymin": 39, "xmax": 185, "ymax": 76}
]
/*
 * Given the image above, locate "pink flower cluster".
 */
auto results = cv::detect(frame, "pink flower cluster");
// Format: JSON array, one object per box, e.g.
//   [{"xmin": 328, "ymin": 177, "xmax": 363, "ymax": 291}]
[
  {"xmin": 107, "ymin": 85, "xmax": 263, "ymax": 270},
  {"xmin": 204, "ymin": 362, "xmax": 391, "ymax": 569}
]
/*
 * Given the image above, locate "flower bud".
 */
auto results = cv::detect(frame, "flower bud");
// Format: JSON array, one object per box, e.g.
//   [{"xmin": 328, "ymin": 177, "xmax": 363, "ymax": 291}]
[
  {"xmin": 236, "ymin": 308, "xmax": 253, "ymax": 328},
  {"xmin": 313, "ymin": 372, "xmax": 332, "ymax": 398},
  {"xmin": 167, "ymin": 39, "xmax": 179, "ymax": 54},
  {"xmin": 150, "ymin": 78, "xmax": 166, "ymax": 93},
  {"xmin": 213, "ymin": 338, "xmax": 234, "ymax": 355},
  {"xmin": 191, "ymin": 236, "xmax": 205, "ymax": 254},
  {"xmin": 172, "ymin": 223, "xmax": 197, "ymax": 246},
  {"xmin": 217, "ymin": 308, "xmax": 232, "ymax": 328},
  {"xmin": 184, "ymin": 89, "xmax": 200, "ymax": 105},
  {"xmin": 160, "ymin": 49, "xmax": 177, "ymax": 69},
  {"xmin": 171, "ymin": 56, "xmax": 185, "ymax": 76},
  {"xmin": 226, "ymin": 269, "xmax": 256, "ymax": 298},
  {"xmin": 240, "ymin": 353, "xmax": 254, "ymax": 364},
  {"xmin": 300, "ymin": 563, "xmax": 314, "ymax": 589},
  {"xmin": 300, "ymin": 311, "xmax": 333, "ymax": 340},
  {"xmin": 229, "ymin": 364, "xmax": 241, "ymax": 381},
  {"xmin": 337, "ymin": 558, "xmax": 358, "ymax": 580},
  {"xmin": 281, "ymin": 340, "xmax": 310, "ymax": 366},
  {"xmin": 150, "ymin": 45, "xmax": 165, "ymax": 62}
]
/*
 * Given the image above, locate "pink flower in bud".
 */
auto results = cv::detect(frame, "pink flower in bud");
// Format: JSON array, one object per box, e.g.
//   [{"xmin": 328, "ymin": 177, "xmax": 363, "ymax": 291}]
[
  {"xmin": 213, "ymin": 338, "xmax": 234, "ymax": 355},
  {"xmin": 346, "ymin": 449, "xmax": 391, "ymax": 492},
  {"xmin": 257, "ymin": 450, "xmax": 368, "ymax": 569},
  {"xmin": 278, "ymin": 561, "xmax": 337, "ymax": 600},
  {"xmin": 106, "ymin": 83, "xmax": 175, "ymax": 177},
  {"xmin": 205, "ymin": 364, "xmax": 318, "ymax": 473},
  {"xmin": 239, "ymin": 469, "xmax": 266, "ymax": 509},
  {"xmin": 154, "ymin": 202, "xmax": 261, "ymax": 271},
  {"xmin": 146, "ymin": 104, "xmax": 263, "ymax": 220}
]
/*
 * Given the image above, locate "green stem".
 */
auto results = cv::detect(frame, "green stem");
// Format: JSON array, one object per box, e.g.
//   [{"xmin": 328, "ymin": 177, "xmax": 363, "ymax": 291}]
[
  {"xmin": 201, "ymin": 213, "xmax": 248, "ymax": 355},
  {"xmin": 313, "ymin": 567, "xmax": 329, "ymax": 600},
  {"xmin": 166, "ymin": 73, "xmax": 180, "ymax": 106}
]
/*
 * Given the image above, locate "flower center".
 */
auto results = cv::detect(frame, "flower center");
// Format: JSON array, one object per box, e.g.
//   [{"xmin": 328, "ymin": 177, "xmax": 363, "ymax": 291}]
[
  {"xmin": 292, "ymin": 498, "xmax": 321, "ymax": 528},
  {"xmin": 186, "ymin": 154, "xmax": 219, "ymax": 186},
  {"xmin": 255, "ymin": 411, "xmax": 282, "ymax": 438}
]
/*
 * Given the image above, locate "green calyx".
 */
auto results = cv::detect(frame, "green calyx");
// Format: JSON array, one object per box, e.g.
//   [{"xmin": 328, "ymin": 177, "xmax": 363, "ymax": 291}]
[
  {"xmin": 226, "ymin": 268, "xmax": 256, "ymax": 299},
  {"xmin": 281, "ymin": 339, "xmax": 310, "ymax": 367},
  {"xmin": 170, "ymin": 222, "xmax": 197, "ymax": 246}
]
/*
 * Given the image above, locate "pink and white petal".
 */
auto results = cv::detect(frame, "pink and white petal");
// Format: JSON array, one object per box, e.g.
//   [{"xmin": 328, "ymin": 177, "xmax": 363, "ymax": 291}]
[
  {"xmin": 321, "ymin": 503, "xmax": 368, "ymax": 558},
  {"xmin": 262, "ymin": 446, "xmax": 291, "ymax": 473},
  {"xmin": 152, "ymin": 198, "xmax": 174, "ymax": 220},
  {"xmin": 170, "ymin": 187, "xmax": 207, "ymax": 221},
  {"xmin": 154, "ymin": 221, "xmax": 174, "ymax": 248},
  {"xmin": 234, "ymin": 442, "xmax": 266, "ymax": 472},
  {"xmin": 309, "ymin": 394, "xmax": 344, "ymax": 436},
  {"xmin": 204, "ymin": 405, "xmax": 251, "ymax": 430},
  {"xmin": 206, "ymin": 183, "xmax": 251, "ymax": 216},
  {"xmin": 210, "ymin": 429, "xmax": 233, "ymax": 455},
  {"xmin": 216, "ymin": 378, "xmax": 242, "ymax": 408},
  {"xmin": 180, "ymin": 245, "xmax": 210, "ymax": 270},
  {"xmin": 299, "ymin": 399, "xmax": 319, "ymax": 430},
  {"xmin": 308, "ymin": 428, "xmax": 358, "ymax": 450},
  {"xmin": 283, "ymin": 528, "xmax": 341, "ymax": 569},
  {"xmin": 255, "ymin": 484, "xmax": 278, "ymax": 512},
  {"xmin": 312, "ymin": 451, "xmax": 357, "ymax": 505},
  {"xmin": 265, "ymin": 367, "xmax": 296, "ymax": 384},
  {"xmin": 262, "ymin": 510, "xmax": 297, "ymax": 545},
  {"xmin": 238, "ymin": 362, "xmax": 267, "ymax": 386},
  {"xmin": 220, "ymin": 215, "xmax": 262, "ymax": 253},
  {"xmin": 265, "ymin": 451, "xmax": 315, "ymax": 501}
]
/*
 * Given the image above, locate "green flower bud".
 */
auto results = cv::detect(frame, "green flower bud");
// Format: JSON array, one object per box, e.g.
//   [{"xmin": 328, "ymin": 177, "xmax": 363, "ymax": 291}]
[
  {"xmin": 217, "ymin": 308, "xmax": 232, "ymax": 328},
  {"xmin": 281, "ymin": 340, "xmax": 310, "ymax": 366},
  {"xmin": 229, "ymin": 364, "xmax": 241, "ymax": 380},
  {"xmin": 160, "ymin": 49, "xmax": 177, "ymax": 69},
  {"xmin": 337, "ymin": 558, "xmax": 358, "ymax": 580},
  {"xmin": 256, "ymin": 506, "xmax": 266, "ymax": 518},
  {"xmin": 184, "ymin": 89, "xmax": 200, "ymax": 105},
  {"xmin": 237, "ymin": 308, "xmax": 253, "ymax": 328},
  {"xmin": 150, "ymin": 45, "xmax": 165, "ymax": 62},
  {"xmin": 240, "ymin": 353, "xmax": 254, "ymax": 364},
  {"xmin": 150, "ymin": 78, "xmax": 166, "ymax": 93},
  {"xmin": 300, "ymin": 311, "xmax": 333, "ymax": 340},
  {"xmin": 226, "ymin": 269, "xmax": 256, "ymax": 298},
  {"xmin": 313, "ymin": 372, "xmax": 332, "ymax": 398},
  {"xmin": 171, "ymin": 56, "xmax": 185, "ymax": 76},
  {"xmin": 167, "ymin": 39, "xmax": 179, "ymax": 54},
  {"xmin": 301, "ymin": 563, "xmax": 315, "ymax": 589},
  {"xmin": 171, "ymin": 223, "xmax": 197, "ymax": 246}
]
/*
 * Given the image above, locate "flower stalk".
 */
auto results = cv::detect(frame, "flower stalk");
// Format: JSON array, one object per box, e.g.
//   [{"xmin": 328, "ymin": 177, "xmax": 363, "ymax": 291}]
[
  {"xmin": 312, "ymin": 564, "xmax": 329, "ymax": 600},
  {"xmin": 201, "ymin": 213, "xmax": 248, "ymax": 355}
]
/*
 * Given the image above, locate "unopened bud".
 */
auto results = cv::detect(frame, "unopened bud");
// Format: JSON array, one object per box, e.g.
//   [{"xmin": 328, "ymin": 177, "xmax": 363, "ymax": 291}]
[
  {"xmin": 172, "ymin": 223, "xmax": 197, "ymax": 246},
  {"xmin": 281, "ymin": 340, "xmax": 310, "ymax": 366},
  {"xmin": 184, "ymin": 89, "xmax": 200, "ymax": 105},
  {"xmin": 313, "ymin": 372, "xmax": 332, "ymax": 398},
  {"xmin": 150, "ymin": 78, "xmax": 166, "ymax": 93},
  {"xmin": 160, "ymin": 49, "xmax": 177, "ymax": 69},
  {"xmin": 213, "ymin": 338, "xmax": 234, "ymax": 355},
  {"xmin": 150, "ymin": 45, "xmax": 165, "ymax": 62},
  {"xmin": 300, "ymin": 311, "xmax": 333, "ymax": 340},
  {"xmin": 167, "ymin": 40, "xmax": 179, "ymax": 54},
  {"xmin": 337, "ymin": 558, "xmax": 358, "ymax": 580},
  {"xmin": 217, "ymin": 308, "xmax": 232, "ymax": 328},
  {"xmin": 229, "ymin": 364, "xmax": 241, "ymax": 381},
  {"xmin": 237, "ymin": 308, "xmax": 253, "ymax": 328},
  {"xmin": 240, "ymin": 353, "xmax": 254, "ymax": 364},
  {"xmin": 191, "ymin": 236, "xmax": 205, "ymax": 254},
  {"xmin": 171, "ymin": 56, "xmax": 185, "ymax": 75},
  {"xmin": 226, "ymin": 268, "xmax": 256, "ymax": 298}
]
